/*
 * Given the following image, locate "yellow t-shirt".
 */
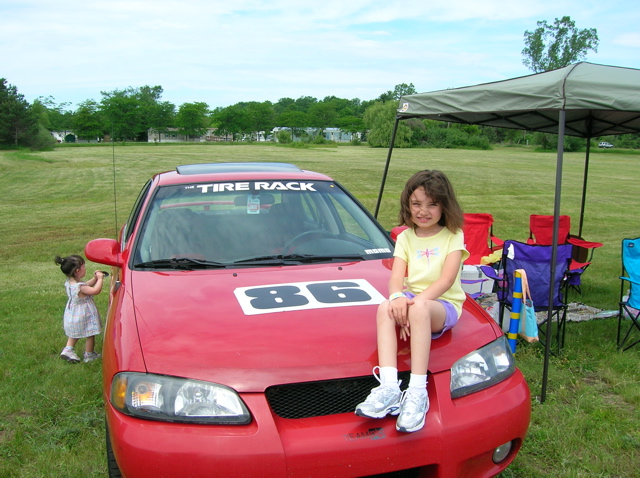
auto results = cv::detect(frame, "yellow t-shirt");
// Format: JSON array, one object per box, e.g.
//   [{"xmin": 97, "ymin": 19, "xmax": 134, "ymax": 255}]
[{"xmin": 394, "ymin": 226, "xmax": 469, "ymax": 317}]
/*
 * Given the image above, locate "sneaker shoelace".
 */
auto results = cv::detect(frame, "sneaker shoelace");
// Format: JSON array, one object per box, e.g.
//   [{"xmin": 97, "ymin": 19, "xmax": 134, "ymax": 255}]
[
  {"xmin": 364, "ymin": 366, "xmax": 401, "ymax": 405},
  {"xmin": 400, "ymin": 389, "xmax": 427, "ymax": 413}
]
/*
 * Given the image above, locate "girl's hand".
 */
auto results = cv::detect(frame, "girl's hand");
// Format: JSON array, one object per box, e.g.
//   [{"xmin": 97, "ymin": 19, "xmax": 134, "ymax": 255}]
[
  {"xmin": 389, "ymin": 296, "xmax": 414, "ymax": 340},
  {"xmin": 399, "ymin": 324, "xmax": 410, "ymax": 341}
]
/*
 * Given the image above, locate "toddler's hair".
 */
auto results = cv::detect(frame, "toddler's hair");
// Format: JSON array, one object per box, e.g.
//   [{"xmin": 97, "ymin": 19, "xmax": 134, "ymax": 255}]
[
  {"xmin": 398, "ymin": 170, "xmax": 464, "ymax": 233},
  {"xmin": 55, "ymin": 254, "xmax": 85, "ymax": 277}
]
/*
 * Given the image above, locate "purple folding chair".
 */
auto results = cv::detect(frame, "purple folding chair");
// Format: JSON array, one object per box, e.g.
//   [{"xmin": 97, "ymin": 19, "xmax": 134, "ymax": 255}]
[{"xmin": 482, "ymin": 240, "xmax": 573, "ymax": 352}]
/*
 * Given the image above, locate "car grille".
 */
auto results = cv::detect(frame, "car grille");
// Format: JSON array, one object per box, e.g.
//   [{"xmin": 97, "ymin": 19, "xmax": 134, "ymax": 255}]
[{"xmin": 265, "ymin": 372, "xmax": 411, "ymax": 419}]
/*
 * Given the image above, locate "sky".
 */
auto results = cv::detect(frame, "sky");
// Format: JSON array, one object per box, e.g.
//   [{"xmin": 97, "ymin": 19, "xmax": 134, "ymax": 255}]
[{"xmin": 2, "ymin": 0, "xmax": 639, "ymax": 111}]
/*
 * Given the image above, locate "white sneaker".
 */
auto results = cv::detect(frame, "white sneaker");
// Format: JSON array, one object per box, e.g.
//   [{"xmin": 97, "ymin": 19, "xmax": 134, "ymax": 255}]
[
  {"xmin": 396, "ymin": 389, "xmax": 429, "ymax": 433},
  {"xmin": 355, "ymin": 368, "xmax": 402, "ymax": 418},
  {"xmin": 83, "ymin": 352, "xmax": 102, "ymax": 363},
  {"xmin": 60, "ymin": 347, "xmax": 80, "ymax": 363}
]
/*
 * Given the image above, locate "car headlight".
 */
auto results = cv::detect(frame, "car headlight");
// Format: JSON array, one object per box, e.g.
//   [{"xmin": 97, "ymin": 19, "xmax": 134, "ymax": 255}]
[
  {"xmin": 110, "ymin": 372, "xmax": 251, "ymax": 425},
  {"xmin": 450, "ymin": 336, "xmax": 516, "ymax": 398}
]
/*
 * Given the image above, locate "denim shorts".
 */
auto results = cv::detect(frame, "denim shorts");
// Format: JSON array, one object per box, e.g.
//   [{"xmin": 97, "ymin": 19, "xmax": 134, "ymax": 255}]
[{"xmin": 402, "ymin": 291, "xmax": 458, "ymax": 339}]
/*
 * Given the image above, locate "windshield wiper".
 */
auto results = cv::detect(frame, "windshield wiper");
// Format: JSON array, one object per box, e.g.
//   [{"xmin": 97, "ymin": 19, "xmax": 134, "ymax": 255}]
[
  {"xmin": 233, "ymin": 254, "xmax": 365, "ymax": 266},
  {"xmin": 288, "ymin": 254, "xmax": 366, "ymax": 263},
  {"xmin": 232, "ymin": 254, "xmax": 286, "ymax": 266},
  {"xmin": 134, "ymin": 257, "xmax": 228, "ymax": 270}
]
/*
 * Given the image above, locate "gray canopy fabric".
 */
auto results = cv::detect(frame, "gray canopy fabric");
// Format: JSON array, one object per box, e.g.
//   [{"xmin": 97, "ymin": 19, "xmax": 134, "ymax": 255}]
[
  {"xmin": 395, "ymin": 62, "xmax": 640, "ymax": 137},
  {"xmin": 377, "ymin": 62, "xmax": 640, "ymax": 402}
]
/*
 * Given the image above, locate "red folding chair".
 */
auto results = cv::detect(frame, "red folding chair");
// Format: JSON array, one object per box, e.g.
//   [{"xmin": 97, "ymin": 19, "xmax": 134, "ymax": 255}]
[
  {"xmin": 527, "ymin": 214, "xmax": 603, "ymax": 293},
  {"xmin": 463, "ymin": 213, "xmax": 504, "ymax": 266}
]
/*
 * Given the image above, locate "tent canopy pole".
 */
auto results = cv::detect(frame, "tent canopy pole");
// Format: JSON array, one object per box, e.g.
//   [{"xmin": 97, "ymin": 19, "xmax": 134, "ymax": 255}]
[
  {"xmin": 579, "ymin": 139, "xmax": 591, "ymax": 237},
  {"xmin": 374, "ymin": 116, "xmax": 400, "ymax": 219},
  {"xmin": 541, "ymin": 109, "xmax": 566, "ymax": 404}
]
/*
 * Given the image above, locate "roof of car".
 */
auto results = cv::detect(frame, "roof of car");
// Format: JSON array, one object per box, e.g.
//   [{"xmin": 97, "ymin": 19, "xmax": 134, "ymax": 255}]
[
  {"xmin": 154, "ymin": 162, "xmax": 334, "ymax": 185},
  {"xmin": 176, "ymin": 162, "xmax": 302, "ymax": 175}
]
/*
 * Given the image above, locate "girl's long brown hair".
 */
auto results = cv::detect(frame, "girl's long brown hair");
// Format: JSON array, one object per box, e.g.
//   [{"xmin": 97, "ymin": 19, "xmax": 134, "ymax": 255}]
[{"xmin": 398, "ymin": 170, "xmax": 464, "ymax": 233}]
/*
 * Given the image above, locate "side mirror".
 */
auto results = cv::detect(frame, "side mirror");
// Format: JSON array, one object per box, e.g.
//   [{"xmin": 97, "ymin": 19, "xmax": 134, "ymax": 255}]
[{"xmin": 85, "ymin": 238, "xmax": 123, "ymax": 267}]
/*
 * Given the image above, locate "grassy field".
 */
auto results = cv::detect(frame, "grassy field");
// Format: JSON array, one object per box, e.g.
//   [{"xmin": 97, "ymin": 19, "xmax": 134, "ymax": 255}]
[{"xmin": 0, "ymin": 143, "xmax": 638, "ymax": 477}]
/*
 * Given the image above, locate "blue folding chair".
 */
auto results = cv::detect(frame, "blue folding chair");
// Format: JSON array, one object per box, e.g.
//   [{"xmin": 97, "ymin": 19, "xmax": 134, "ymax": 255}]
[{"xmin": 618, "ymin": 237, "xmax": 640, "ymax": 351}]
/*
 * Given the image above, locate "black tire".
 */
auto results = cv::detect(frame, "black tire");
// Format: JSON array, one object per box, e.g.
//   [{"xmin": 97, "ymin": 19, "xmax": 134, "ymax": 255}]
[{"xmin": 106, "ymin": 422, "xmax": 123, "ymax": 478}]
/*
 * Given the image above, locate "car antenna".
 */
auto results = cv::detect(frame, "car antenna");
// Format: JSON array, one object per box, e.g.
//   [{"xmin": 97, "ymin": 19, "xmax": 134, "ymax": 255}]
[{"xmin": 111, "ymin": 127, "xmax": 119, "ymax": 238}]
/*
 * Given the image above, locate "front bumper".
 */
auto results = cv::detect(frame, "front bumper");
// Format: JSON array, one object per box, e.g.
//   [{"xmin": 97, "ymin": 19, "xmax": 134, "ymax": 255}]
[{"xmin": 107, "ymin": 369, "xmax": 530, "ymax": 478}]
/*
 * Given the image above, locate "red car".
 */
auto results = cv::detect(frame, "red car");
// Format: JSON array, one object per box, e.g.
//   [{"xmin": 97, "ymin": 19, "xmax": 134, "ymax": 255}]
[{"xmin": 86, "ymin": 162, "xmax": 530, "ymax": 477}]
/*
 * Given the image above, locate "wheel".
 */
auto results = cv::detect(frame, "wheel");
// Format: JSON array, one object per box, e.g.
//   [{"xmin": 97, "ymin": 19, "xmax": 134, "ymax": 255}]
[
  {"xmin": 105, "ymin": 422, "xmax": 123, "ymax": 478},
  {"xmin": 282, "ymin": 230, "xmax": 334, "ymax": 253}
]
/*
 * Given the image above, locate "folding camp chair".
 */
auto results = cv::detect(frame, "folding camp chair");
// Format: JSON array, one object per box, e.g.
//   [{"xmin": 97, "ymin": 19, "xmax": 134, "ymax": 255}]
[
  {"xmin": 463, "ymin": 213, "xmax": 504, "ymax": 265},
  {"xmin": 481, "ymin": 240, "xmax": 573, "ymax": 352},
  {"xmin": 527, "ymin": 214, "xmax": 603, "ymax": 294},
  {"xmin": 458, "ymin": 213, "xmax": 504, "ymax": 298},
  {"xmin": 618, "ymin": 237, "xmax": 640, "ymax": 351}
]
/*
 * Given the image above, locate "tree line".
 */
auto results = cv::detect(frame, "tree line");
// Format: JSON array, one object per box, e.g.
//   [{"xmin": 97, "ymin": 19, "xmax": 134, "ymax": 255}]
[{"xmin": 0, "ymin": 80, "xmax": 421, "ymax": 148}]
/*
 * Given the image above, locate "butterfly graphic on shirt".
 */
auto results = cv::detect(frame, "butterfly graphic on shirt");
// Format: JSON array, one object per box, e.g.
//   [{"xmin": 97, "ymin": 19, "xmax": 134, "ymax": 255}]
[{"xmin": 416, "ymin": 247, "xmax": 440, "ymax": 266}]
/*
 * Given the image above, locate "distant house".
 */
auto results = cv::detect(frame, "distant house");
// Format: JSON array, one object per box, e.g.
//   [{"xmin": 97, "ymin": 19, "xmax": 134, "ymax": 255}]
[
  {"xmin": 271, "ymin": 127, "xmax": 357, "ymax": 143},
  {"xmin": 51, "ymin": 131, "xmax": 77, "ymax": 143},
  {"xmin": 50, "ymin": 131, "xmax": 106, "ymax": 143},
  {"xmin": 323, "ymin": 127, "xmax": 356, "ymax": 143},
  {"xmin": 147, "ymin": 127, "xmax": 358, "ymax": 143},
  {"xmin": 147, "ymin": 128, "xmax": 230, "ymax": 143}
]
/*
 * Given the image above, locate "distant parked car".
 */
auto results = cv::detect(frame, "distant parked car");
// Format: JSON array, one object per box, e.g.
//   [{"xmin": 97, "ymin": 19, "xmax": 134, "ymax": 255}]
[{"xmin": 598, "ymin": 142, "xmax": 614, "ymax": 148}]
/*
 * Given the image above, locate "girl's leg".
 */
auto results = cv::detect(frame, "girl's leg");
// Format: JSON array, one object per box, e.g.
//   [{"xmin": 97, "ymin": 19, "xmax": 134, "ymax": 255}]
[
  {"xmin": 406, "ymin": 299, "xmax": 446, "ymax": 375},
  {"xmin": 85, "ymin": 335, "xmax": 95, "ymax": 354},
  {"xmin": 355, "ymin": 301, "xmax": 403, "ymax": 418},
  {"xmin": 395, "ymin": 299, "xmax": 446, "ymax": 433},
  {"xmin": 61, "ymin": 338, "xmax": 81, "ymax": 363},
  {"xmin": 65, "ymin": 337, "xmax": 79, "ymax": 348},
  {"xmin": 376, "ymin": 300, "xmax": 399, "ymax": 369}
]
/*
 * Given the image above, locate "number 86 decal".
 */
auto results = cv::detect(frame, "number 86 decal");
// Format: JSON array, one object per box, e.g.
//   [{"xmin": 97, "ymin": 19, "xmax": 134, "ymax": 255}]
[{"xmin": 234, "ymin": 280, "xmax": 385, "ymax": 316}]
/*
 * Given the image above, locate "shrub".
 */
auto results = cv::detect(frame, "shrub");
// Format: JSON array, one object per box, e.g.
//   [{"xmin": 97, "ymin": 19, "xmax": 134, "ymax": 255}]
[
  {"xmin": 29, "ymin": 125, "xmax": 58, "ymax": 150},
  {"xmin": 276, "ymin": 130, "xmax": 292, "ymax": 144},
  {"xmin": 312, "ymin": 134, "xmax": 329, "ymax": 144}
]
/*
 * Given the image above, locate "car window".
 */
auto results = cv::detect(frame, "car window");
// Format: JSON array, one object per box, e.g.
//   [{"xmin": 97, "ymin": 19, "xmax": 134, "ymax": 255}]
[
  {"xmin": 131, "ymin": 180, "xmax": 393, "ymax": 267},
  {"xmin": 122, "ymin": 180, "xmax": 152, "ymax": 247}
]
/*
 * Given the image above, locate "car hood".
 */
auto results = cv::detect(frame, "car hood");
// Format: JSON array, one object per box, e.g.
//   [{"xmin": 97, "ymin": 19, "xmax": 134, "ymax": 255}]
[{"xmin": 130, "ymin": 260, "xmax": 500, "ymax": 392}]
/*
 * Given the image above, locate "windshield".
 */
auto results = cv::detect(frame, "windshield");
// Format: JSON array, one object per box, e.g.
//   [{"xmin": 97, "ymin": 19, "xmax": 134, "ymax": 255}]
[{"xmin": 132, "ymin": 180, "xmax": 393, "ymax": 268}]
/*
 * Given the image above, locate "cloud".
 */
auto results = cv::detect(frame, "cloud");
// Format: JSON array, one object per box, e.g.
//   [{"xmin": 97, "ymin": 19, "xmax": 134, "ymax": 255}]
[{"xmin": 613, "ymin": 32, "xmax": 640, "ymax": 48}]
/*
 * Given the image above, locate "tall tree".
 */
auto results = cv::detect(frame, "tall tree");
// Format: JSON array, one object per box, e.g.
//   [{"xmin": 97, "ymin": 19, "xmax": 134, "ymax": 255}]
[
  {"xmin": 363, "ymin": 101, "xmax": 412, "ymax": 148},
  {"xmin": 522, "ymin": 16, "xmax": 599, "ymax": 73},
  {"xmin": 100, "ymin": 88, "xmax": 143, "ymax": 141},
  {"xmin": 277, "ymin": 110, "xmax": 310, "ymax": 140},
  {"xmin": 377, "ymin": 83, "xmax": 418, "ymax": 102},
  {"xmin": 0, "ymin": 78, "xmax": 38, "ymax": 146},
  {"xmin": 243, "ymin": 101, "xmax": 275, "ymax": 141},
  {"xmin": 73, "ymin": 100, "xmax": 104, "ymax": 142},
  {"xmin": 33, "ymin": 96, "xmax": 73, "ymax": 131},
  {"xmin": 175, "ymin": 102, "xmax": 210, "ymax": 140},
  {"xmin": 273, "ymin": 97, "xmax": 296, "ymax": 116},
  {"xmin": 100, "ymin": 86, "xmax": 175, "ymax": 141},
  {"xmin": 211, "ymin": 104, "xmax": 249, "ymax": 141},
  {"xmin": 337, "ymin": 115, "xmax": 365, "ymax": 136},
  {"xmin": 308, "ymin": 101, "xmax": 338, "ymax": 133},
  {"xmin": 138, "ymin": 86, "xmax": 175, "ymax": 139}
]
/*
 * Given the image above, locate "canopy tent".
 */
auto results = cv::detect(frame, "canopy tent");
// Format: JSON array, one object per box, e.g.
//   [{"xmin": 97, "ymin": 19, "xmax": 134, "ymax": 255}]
[{"xmin": 375, "ymin": 62, "xmax": 640, "ymax": 402}]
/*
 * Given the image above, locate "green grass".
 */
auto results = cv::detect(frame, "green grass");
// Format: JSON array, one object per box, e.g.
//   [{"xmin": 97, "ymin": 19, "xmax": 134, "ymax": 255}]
[{"xmin": 0, "ymin": 143, "xmax": 638, "ymax": 477}]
